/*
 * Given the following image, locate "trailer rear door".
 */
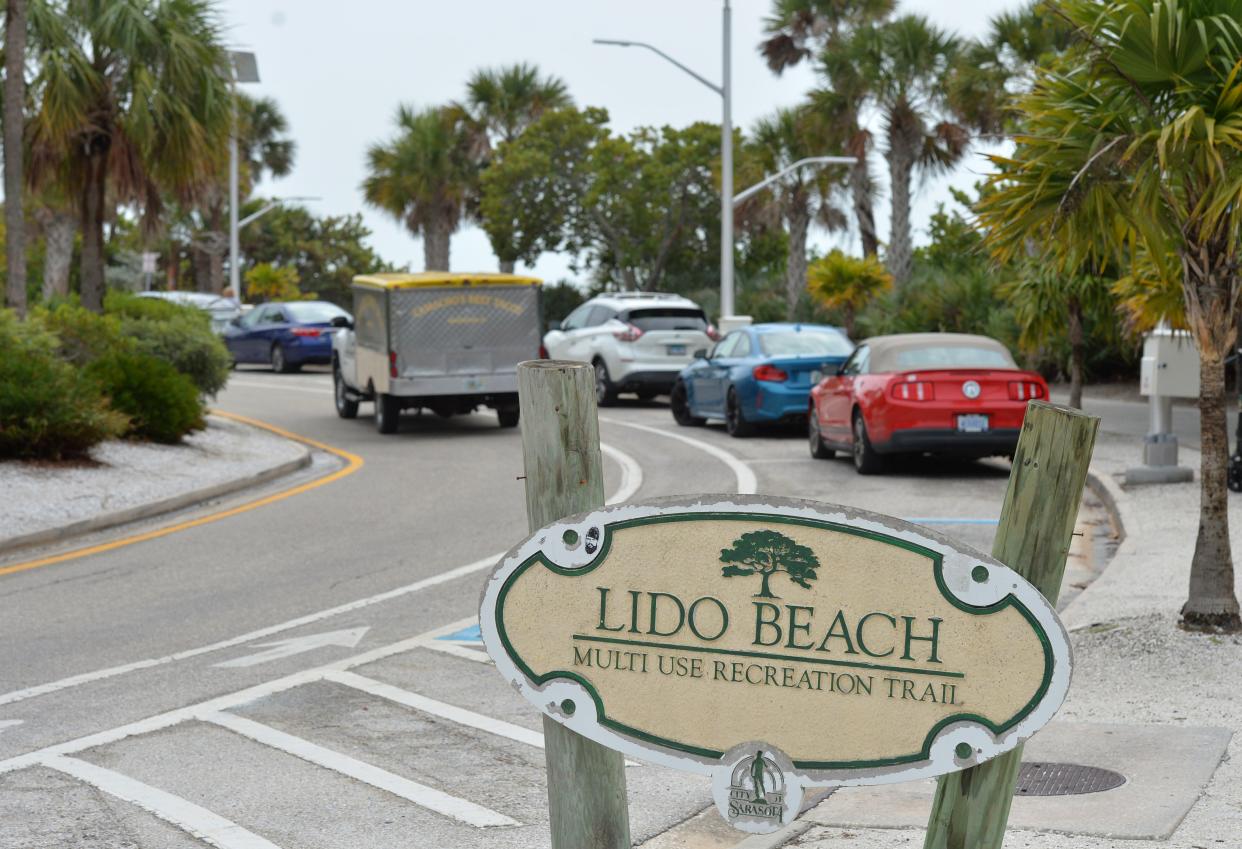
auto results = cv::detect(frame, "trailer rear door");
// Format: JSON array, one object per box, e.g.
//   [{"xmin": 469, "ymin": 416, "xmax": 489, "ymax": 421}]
[{"xmin": 390, "ymin": 285, "xmax": 541, "ymax": 377}]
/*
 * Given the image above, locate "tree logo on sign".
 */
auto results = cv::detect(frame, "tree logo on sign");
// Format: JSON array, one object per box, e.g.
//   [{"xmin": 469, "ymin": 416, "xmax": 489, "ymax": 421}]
[{"xmin": 720, "ymin": 530, "xmax": 819, "ymax": 599}]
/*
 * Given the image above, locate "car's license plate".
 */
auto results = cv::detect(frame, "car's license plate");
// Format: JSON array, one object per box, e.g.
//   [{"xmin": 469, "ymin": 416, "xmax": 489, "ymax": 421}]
[
  {"xmin": 667, "ymin": 344, "xmax": 686, "ymax": 356},
  {"xmin": 957, "ymin": 414, "xmax": 989, "ymax": 433}
]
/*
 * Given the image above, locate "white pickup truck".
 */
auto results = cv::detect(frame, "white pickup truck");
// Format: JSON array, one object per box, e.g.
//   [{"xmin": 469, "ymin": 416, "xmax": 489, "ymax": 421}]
[{"xmin": 332, "ymin": 272, "xmax": 544, "ymax": 434}]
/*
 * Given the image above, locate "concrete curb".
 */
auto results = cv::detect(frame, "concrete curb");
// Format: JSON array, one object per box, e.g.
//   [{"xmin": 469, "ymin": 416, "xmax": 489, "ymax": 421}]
[
  {"xmin": 1085, "ymin": 466, "xmax": 1127, "ymax": 546},
  {"xmin": 0, "ymin": 427, "xmax": 312, "ymax": 558}
]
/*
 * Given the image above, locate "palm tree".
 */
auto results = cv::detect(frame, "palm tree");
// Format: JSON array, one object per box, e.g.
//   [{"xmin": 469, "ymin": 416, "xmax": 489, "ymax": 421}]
[
  {"xmin": 760, "ymin": 0, "xmax": 894, "ymax": 258},
  {"xmin": 976, "ymin": 0, "xmax": 1242, "ymax": 632},
  {"xmin": 33, "ymin": 187, "xmax": 76, "ymax": 301},
  {"xmin": 745, "ymin": 107, "xmax": 845, "ymax": 318},
  {"xmin": 26, "ymin": 0, "xmax": 233, "ymax": 312},
  {"xmin": 363, "ymin": 105, "xmax": 475, "ymax": 272},
  {"xmin": 806, "ymin": 249, "xmax": 891, "ymax": 338},
  {"xmin": 4, "ymin": 0, "xmax": 27, "ymax": 315},
  {"xmin": 842, "ymin": 16, "xmax": 969, "ymax": 288}
]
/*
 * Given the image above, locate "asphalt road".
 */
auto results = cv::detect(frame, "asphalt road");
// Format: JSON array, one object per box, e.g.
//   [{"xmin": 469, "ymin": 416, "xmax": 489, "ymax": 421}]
[{"xmin": 0, "ymin": 370, "xmax": 1113, "ymax": 849}]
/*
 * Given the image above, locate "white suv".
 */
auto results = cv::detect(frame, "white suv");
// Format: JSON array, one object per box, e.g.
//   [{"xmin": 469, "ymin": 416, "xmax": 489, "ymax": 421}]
[{"xmin": 543, "ymin": 293, "xmax": 718, "ymax": 405}]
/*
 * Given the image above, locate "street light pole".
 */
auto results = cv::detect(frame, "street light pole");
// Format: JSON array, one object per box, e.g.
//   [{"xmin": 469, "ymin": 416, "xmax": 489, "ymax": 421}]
[
  {"xmin": 720, "ymin": 0, "xmax": 734, "ymax": 319},
  {"xmin": 227, "ymin": 51, "xmax": 260, "ymax": 300}
]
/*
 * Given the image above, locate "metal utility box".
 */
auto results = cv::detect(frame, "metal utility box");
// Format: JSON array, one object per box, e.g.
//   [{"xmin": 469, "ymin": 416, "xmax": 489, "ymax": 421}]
[{"xmin": 1139, "ymin": 327, "xmax": 1199, "ymax": 398}]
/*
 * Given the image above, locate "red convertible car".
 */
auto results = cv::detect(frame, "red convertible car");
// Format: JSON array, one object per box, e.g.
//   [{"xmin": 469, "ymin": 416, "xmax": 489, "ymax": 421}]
[{"xmin": 808, "ymin": 333, "xmax": 1048, "ymax": 474}]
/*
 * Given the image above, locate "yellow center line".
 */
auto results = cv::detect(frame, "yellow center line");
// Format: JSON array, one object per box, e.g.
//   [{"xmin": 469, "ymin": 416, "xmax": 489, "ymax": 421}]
[{"xmin": 0, "ymin": 410, "xmax": 364, "ymax": 578}]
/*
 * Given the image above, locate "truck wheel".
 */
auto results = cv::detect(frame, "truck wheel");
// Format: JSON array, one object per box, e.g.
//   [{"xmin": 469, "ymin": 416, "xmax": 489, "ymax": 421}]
[
  {"xmin": 375, "ymin": 393, "xmax": 400, "ymax": 434},
  {"xmin": 497, "ymin": 408, "xmax": 520, "ymax": 428},
  {"xmin": 333, "ymin": 364, "xmax": 359, "ymax": 419},
  {"xmin": 594, "ymin": 360, "xmax": 619, "ymax": 407}
]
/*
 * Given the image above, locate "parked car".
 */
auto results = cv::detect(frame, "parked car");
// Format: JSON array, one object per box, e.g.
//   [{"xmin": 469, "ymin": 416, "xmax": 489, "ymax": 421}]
[
  {"xmin": 135, "ymin": 291, "xmax": 240, "ymax": 334},
  {"xmin": 223, "ymin": 300, "xmax": 352, "ymax": 373},
  {"xmin": 808, "ymin": 332, "xmax": 1049, "ymax": 474},
  {"xmin": 542, "ymin": 292, "xmax": 718, "ymax": 405},
  {"xmin": 671, "ymin": 323, "xmax": 854, "ymax": 436},
  {"xmin": 332, "ymin": 272, "xmax": 543, "ymax": 433}
]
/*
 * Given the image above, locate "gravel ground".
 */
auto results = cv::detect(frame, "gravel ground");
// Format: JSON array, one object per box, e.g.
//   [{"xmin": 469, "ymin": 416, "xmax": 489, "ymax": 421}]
[
  {"xmin": 0, "ymin": 415, "xmax": 307, "ymax": 545},
  {"xmin": 790, "ymin": 432, "xmax": 1242, "ymax": 848}
]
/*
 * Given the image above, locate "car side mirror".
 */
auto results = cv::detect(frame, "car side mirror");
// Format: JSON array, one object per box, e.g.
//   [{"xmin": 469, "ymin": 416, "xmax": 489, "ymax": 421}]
[
  {"xmin": 228, "ymin": 317, "xmax": 241, "ymax": 327},
  {"xmin": 693, "ymin": 348, "xmax": 708, "ymax": 360},
  {"xmin": 330, "ymin": 315, "xmax": 353, "ymax": 329}
]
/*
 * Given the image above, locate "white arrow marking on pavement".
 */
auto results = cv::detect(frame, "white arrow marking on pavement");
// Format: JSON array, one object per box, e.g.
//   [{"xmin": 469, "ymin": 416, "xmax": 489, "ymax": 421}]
[
  {"xmin": 0, "ymin": 720, "xmax": 22, "ymax": 734},
  {"xmin": 213, "ymin": 627, "xmax": 369, "ymax": 669}
]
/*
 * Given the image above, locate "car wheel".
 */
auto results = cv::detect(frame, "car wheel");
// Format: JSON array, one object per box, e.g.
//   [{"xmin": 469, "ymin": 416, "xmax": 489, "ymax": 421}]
[
  {"xmin": 333, "ymin": 364, "xmax": 359, "ymax": 419},
  {"xmin": 594, "ymin": 360, "xmax": 619, "ymax": 407},
  {"xmin": 497, "ymin": 408, "xmax": 520, "ymax": 428},
  {"xmin": 270, "ymin": 344, "xmax": 295, "ymax": 374},
  {"xmin": 375, "ymin": 392, "xmax": 400, "ymax": 434},
  {"xmin": 725, "ymin": 388, "xmax": 756, "ymax": 438},
  {"xmin": 852, "ymin": 410, "xmax": 885, "ymax": 475},
  {"xmin": 809, "ymin": 407, "xmax": 834, "ymax": 459},
  {"xmin": 670, "ymin": 380, "xmax": 706, "ymax": 427}
]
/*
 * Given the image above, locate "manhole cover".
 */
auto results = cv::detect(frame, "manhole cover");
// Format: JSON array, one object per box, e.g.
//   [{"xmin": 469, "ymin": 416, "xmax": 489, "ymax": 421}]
[{"xmin": 1015, "ymin": 762, "xmax": 1126, "ymax": 796}]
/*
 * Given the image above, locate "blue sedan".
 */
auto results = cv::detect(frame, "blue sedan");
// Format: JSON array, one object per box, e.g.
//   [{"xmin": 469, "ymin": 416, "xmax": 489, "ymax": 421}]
[
  {"xmin": 223, "ymin": 301, "xmax": 351, "ymax": 373},
  {"xmin": 670, "ymin": 323, "xmax": 854, "ymax": 437}
]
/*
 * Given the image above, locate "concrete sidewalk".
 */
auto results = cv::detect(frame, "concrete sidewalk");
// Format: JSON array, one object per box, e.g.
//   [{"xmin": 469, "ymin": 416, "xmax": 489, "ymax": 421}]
[{"xmin": 783, "ymin": 432, "xmax": 1241, "ymax": 848}]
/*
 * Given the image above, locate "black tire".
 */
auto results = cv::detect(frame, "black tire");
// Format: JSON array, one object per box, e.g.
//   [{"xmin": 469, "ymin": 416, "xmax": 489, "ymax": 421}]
[
  {"xmin": 636, "ymin": 388, "xmax": 659, "ymax": 402},
  {"xmin": 724, "ymin": 387, "xmax": 756, "ymax": 438},
  {"xmin": 670, "ymin": 380, "xmax": 706, "ymax": 427},
  {"xmin": 270, "ymin": 343, "xmax": 292, "ymax": 373},
  {"xmin": 809, "ymin": 407, "xmax": 834, "ymax": 459},
  {"xmin": 852, "ymin": 410, "xmax": 885, "ymax": 475},
  {"xmin": 375, "ymin": 392, "xmax": 400, "ymax": 434},
  {"xmin": 333, "ymin": 363, "xmax": 359, "ymax": 419},
  {"xmin": 497, "ymin": 408, "xmax": 520, "ymax": 428},
  {"xmin": 594, "ymin": 360, "xmax": 619, "ymax": 407}
]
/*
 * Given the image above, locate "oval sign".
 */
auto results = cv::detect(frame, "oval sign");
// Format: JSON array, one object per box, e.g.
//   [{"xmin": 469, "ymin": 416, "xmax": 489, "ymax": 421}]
[{"xmin": 480, "ymin": 495, "xmax": 1071, "ymax": 833}]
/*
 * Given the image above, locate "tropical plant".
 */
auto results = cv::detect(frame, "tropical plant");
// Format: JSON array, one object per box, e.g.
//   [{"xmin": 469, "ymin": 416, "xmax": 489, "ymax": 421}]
[
  {"xmin": 744, "ymin": 107, "xmax": 847, "ymax": 318},
  {"xmin": 363, "ymin": 105, "xmax": 474, "ymax": 272},
  {"xmin": 976, "ymin": 0, "xmax": 1242, "ymax": 631},
  {"xmin": 244, "ymin": 263, "xmax": 303, "ymax": 302},
  {"xmin": 86, "ymin": 349, "xmax": 203, "ymax": 443},
  {"xmin": 26, "ymin": 0, "xmax": 234, "ymax": 312},
  {"xmin": 806, "ymin": 249, "xmax": 891, "ymax": 339},
  {"xmin": 5, "ymin": 0, "xmax": 28, "ymax": 315}
]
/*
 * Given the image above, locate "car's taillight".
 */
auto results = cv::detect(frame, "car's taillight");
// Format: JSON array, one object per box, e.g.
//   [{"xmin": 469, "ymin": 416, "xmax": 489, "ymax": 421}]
[
  {"xmin": 613, "ymin": 322, "xmax": 644, "ymax": 343},
  {"xmin": 291, "ymin": 327, "xmax": 321, "ymax": 337},
  {"xmin": 753, "ymin": 364, "xmax": 789, "ymax": 383},
  {"xmin": 706, "ymin": 323, "xmax": 721, "ymax": 342},
  {"xmin": 1008, "ymin": 381, "xmax": 1045, "ymax": 401},
  {"xmin": 389, "ymin": 351, "xmax": 398, "ymax": 378},
  {"xmin": 538, "ymin": 344, "xmax": 549, "ymax": 359},
  {"xmin": 892, "ymin": 381, "xmax": 935, "ymax": 401}
]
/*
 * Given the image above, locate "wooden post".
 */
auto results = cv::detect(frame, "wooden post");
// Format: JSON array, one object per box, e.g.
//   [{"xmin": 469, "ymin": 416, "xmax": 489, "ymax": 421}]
[
  {"xmin": 517, "ymin": 360, "xmax": 632, "ymax": 849},
  {"xmin": 924, "ymin": 401, "xmax": 1099, "ymax": 848}
]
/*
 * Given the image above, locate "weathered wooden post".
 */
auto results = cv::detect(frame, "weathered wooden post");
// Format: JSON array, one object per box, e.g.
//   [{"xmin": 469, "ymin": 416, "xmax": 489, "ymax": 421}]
[
  {"xmin": 516, "ymin": 360, "xmax": 631, "ymax": 849},
  {"xmin": 924, "ymin": 400, "xmax": 1099, "ymax": 848}
]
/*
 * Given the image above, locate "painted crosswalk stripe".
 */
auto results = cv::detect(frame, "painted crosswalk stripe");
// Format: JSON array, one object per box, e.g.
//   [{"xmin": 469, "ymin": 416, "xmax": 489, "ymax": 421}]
[
  {"xmin": 201, "ymin": 711, "xmax": 517, "ymax": 828},
  {"xmin": 44, "ymin": 755, "xmax": 282, "ymax": 849},
  {"xmin": 325, "ymin": 671, "xmax": 543, "ymax": 748}
]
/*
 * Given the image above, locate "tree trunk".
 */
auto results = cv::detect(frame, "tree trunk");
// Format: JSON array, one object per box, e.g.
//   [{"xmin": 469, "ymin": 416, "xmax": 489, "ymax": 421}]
[
  {"xmin": 843, "ymin": 304, "xmax": 856, "ymax": 341},
  {"xmin": 886, "ymin": 140, "xmax": 914, "ymax": 289},
  {"xmin": 423, "ymin": 217, "xmax": 451, "ymax": 271},
  {"xmin": 850, "ymin": 158, "xmax": 878, "ymax": 259},
  {"xmin": 1067, "ymin": 297, "xmax": 1084, "ymax": 409},
  {"xmin": 4, "ymin": 0, "xmax": 27, "ymax": 315},
  {"xmin": 79, "ymin": 153, "xmax": 108, "ymax": 313},
  {"xmin": 1184, "ymin": 349, "xmax": 1242, "ymax": 630},
  {"xmin": 40, "ymin": 209, "xmax": 75, "ymax": 301},
  {"xmin": 499, "ymin": 258, "xmax": 515, "ymax": 274},
  {"xmin": 785, "ymin": 204, "xmax": 811, "ymax": 321}
]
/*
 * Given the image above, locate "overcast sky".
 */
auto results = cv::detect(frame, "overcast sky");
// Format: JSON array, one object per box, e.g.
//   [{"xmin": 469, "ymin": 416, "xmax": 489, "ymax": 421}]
[{"xmin": 220, "ymin": 0, "xmax": 1025, "ymax": 284}]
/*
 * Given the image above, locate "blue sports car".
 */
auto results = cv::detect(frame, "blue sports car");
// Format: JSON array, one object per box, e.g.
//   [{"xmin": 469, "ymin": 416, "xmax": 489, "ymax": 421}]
[
  {"xmin": 223, "ymin": 300, "xmax": 352, "ymax": 373},
  {"xmin": 670, "ymin": 323, "xmax": 854, "ymax": 437}
]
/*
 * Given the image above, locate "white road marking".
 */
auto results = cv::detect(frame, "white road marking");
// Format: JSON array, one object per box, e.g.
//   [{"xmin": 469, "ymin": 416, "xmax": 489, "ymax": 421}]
[
  {"xmin": 0, "ymin": 556, "xmax": 501, "ymax": 708},
  {"xmin": 214, "ymin": 627, "xmax": 370, "ymax": 669},
  {"xmin": 202, "ymin": 711, "xmax": 517, "ymax": 828},
  {"xmin": 600, "ymin": 417, "xmax": 758, "ymax": 495},
  {"xmin": 0, "ymin": 719, "xmax": 22, "ymax": 734},
  {"xmin": 422, "ymin": 641, "xmax": 493, "ymax": 664},
  {"xmin": 227, "ymin": 379, "xmax": 331, "ymax": 395},
  {"xmin": 326, "ymin": 671, "xmax": 543, "ymax": 748},
  {"xmin": 44, "ymin": 754, "xmax": 283, "ymax": 849},
  {"xmin": 601, "ymin": 443, "xmax": 643, "ymax": 503}
]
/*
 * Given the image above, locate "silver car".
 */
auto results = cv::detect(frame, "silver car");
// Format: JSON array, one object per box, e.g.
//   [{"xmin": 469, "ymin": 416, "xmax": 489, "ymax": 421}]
[{"xmin": 135, "ymin": 291, "xmax": 242, "ymax": 334}]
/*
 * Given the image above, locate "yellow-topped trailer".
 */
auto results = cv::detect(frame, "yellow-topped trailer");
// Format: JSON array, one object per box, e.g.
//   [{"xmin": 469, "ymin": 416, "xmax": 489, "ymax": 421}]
[{"xmin": 331, "ymin": 272, "xmax": 544, "ymax": 433}]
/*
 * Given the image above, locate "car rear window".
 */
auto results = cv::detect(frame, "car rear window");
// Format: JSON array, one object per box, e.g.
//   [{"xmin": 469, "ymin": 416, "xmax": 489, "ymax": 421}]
[
  {"xmin": 623, "ymin": 308, "xmax": 708, "ymax": 332},
  {"xmin": 894, "ymin": 346, "xmax": 1013, "ymax": 369},
  {"xmin": 759, "ymin": 330, "xmax": 853, "ymax": 357},
  {"xmin": 285, "ymin": 302, "xmax": 349, "ymax": 323}
]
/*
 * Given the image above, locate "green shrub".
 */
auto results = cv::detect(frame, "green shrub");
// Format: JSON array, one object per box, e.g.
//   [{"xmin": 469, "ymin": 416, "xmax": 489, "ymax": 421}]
[
  {"xmin": 87, "ymin": 351, "xmax": 205, "ymax": 444},
  {"xmin": 34, "ymin": 302, "xmax": 130, "ymax": 365},
  {"xmin": 0, "ymin": 312, "xmax": 128, "ymax": 460},
  {"xmin": 104, "ymin": 290, "xmax": 208, "ymax": 326},
  {"xmin": 120, "ymin": 315, "xmax": 231, "ymax": 397}
]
